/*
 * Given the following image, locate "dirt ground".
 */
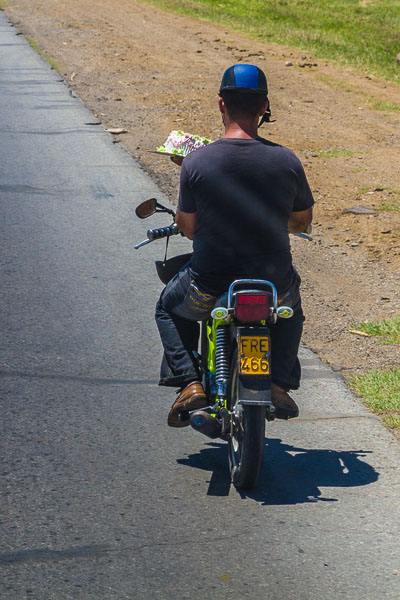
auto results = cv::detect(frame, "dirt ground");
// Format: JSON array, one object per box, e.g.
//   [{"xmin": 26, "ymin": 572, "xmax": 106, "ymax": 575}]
[{"xmin": 4, "ymin": 0, "xmax": 400, "ymax": 384}]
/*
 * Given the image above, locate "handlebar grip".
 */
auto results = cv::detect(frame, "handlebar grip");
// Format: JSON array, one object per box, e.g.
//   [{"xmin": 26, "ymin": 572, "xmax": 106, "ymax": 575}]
[{"xmin": 147, "ymin": 224, "xmax": 180, "ymax": 241}]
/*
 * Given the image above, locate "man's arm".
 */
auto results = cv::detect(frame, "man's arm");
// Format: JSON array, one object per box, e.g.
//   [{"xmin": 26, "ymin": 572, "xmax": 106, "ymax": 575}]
[
  {"xmin": 175, "ymin": 209, "xmax": 196, "ymax": 240},
  {"xmin": 288, "ymin": 207, "xmax": 313, "ymax": 234}
]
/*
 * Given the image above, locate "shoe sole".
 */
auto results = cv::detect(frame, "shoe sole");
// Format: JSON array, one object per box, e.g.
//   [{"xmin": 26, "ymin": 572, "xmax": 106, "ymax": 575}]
[
  {"xmin": 273, "ymin": 406, "xmax": 299, "ymax": 420},
  {"xmin": 167, "ymin": 395, "xmax": 208, "ymax": 428}
]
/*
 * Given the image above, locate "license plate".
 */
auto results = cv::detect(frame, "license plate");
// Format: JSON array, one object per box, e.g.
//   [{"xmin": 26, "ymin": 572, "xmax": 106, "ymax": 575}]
[{"xmin": 239, "ymin": 335, "xmax": 270, "ymax": 376}]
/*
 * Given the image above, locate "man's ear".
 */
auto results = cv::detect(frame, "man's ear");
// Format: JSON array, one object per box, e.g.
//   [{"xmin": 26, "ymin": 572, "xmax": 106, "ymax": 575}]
[{"xmin": 218, "ymin": 95, "xmax": 225, "ymax": 115}]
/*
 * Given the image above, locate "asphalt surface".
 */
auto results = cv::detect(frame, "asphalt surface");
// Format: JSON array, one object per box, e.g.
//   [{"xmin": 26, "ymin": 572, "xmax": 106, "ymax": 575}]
[{"xmin": 1, "ymin": 12, "xmax": 400, "ymax": 600}]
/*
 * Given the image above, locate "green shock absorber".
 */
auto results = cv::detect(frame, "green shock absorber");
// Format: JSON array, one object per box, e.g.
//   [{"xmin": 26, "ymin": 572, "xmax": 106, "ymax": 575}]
[{"xmin": 214, "ymin": 325, "xmax": 230, "ymax": 401}]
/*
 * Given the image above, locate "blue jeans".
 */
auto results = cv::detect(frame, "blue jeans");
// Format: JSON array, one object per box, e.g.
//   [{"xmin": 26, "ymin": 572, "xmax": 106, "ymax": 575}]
[{"xmin": 155, "ymin": 266, "xmax": 304, "ymax": 390}]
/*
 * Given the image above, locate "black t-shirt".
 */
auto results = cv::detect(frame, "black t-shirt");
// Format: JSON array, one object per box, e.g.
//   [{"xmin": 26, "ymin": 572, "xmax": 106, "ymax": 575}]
[{"xmin": 178, "ymin": 137, "xmax": 314, "ymax": 294}]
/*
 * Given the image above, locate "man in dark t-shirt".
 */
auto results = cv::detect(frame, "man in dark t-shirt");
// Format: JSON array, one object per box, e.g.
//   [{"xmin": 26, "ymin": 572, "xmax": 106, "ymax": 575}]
[
  {"xmin": 155, "ymin": 64, "xmax": 314, "ymax": 427},
  {"xmin": 179, "ymin": 137, "xmax": 313, "ymax": 294}
]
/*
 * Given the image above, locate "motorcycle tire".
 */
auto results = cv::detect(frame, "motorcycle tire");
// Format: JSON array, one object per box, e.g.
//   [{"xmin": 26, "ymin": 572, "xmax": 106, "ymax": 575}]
[{"xmin": 227, "ymin": 347, "xmax": 266, "ymax": 490}]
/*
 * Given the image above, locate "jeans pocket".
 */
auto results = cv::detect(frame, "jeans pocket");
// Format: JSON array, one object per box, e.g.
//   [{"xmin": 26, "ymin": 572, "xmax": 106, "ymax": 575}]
[{"xmin": 184, "ymin": 281, "xmax": 218, "ymax": 317}]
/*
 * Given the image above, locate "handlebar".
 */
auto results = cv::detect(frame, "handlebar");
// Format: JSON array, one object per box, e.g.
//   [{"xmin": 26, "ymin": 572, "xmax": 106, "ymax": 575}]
[
  {"xmin": 147, "ymin": 224, "xmax": 180, "ymax": 241},
  {"xmin": 293, "ymin": 232, "xmax": 313, "ymax": 241},
  {"xmin": 134, "ymin": 223, "xmax": 180, "ymax": 249},
  {"xmin": 135, "ymin": 220, "xmax": 312, "ymax": 250}
]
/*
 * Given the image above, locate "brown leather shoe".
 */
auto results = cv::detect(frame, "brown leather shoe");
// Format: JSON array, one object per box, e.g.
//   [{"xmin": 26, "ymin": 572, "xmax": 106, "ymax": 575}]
[
  {"xmin": 270, "ymin": 383, "xmax": 299, "ymax": 420},
  {"xmin": 167, "ymin": 381, "xmax": 208, "ymax": 428}
]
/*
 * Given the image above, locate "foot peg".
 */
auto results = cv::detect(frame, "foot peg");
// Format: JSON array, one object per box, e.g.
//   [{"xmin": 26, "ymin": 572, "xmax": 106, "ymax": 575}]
[
  {"xmin": 265, "ymin": 404, "xmax": 276, "ymax": 421},
  {"xmin": 190, "ymin": 410, "xmax": 222, "ymax": 439}
]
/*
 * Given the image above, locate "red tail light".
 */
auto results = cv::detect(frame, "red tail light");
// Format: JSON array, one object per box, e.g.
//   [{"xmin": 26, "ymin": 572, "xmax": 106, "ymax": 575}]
[{"xmin": 234, "ymin": 292, "xmax": 270, "ymax": 322}]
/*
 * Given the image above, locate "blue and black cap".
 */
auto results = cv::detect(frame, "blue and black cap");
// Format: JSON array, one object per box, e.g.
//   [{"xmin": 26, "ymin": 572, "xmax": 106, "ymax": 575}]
[{"xmin": 219, "ymin": 64, "xmax": 268, "ymax": 96}]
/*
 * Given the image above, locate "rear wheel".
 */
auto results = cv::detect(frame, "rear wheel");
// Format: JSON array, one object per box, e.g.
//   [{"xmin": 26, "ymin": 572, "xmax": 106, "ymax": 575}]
[{"xmin": 227, "ymin": 348, "xmax": 266, "ymax": 489}]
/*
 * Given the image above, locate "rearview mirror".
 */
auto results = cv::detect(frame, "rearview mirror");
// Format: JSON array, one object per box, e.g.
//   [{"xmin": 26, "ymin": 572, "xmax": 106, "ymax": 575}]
[
  {"xmin": 135, "ymin": 198, "xmax": 176, "ymax": 219},
  {"xmin": 135, "ymin": 198, "xmax": 157, "ymax": 219}
]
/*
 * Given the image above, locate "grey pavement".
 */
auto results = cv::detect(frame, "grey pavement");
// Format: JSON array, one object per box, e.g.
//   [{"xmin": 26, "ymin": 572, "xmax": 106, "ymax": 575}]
[{"xmin": 1, "ymin": 12, "xmax": 400, "ymax": 600}]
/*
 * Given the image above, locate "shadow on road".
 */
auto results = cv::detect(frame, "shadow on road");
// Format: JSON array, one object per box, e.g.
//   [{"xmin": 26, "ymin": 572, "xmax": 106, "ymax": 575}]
[{"xmin": 177, "ymin": 438, "xmax": 379, "ymax": 504}]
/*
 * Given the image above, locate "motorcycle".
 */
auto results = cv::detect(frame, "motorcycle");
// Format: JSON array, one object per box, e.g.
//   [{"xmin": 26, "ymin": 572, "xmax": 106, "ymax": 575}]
[{"xmin": 135, "ymin": 197, "xmax": 311, "ymax": 489}]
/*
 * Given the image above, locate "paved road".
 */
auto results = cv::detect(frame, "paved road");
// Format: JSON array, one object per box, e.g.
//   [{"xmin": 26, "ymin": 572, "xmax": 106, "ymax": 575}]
[{"xmin": 1, "ymin": 12, "xmax": 400, "ymax": 599}]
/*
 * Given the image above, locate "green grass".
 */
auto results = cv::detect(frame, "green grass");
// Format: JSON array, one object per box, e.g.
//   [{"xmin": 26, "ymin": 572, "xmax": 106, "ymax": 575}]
[
  {"xmin": 368, "ymin": 98, "xmax": 400, "ymax": 111},
  {"xmin": 0, "ymin": 0, "xmax": 8, "ymax": 9},
  {"xmin": 140, "ymin": 0, "xmax": 400, "ymax": 83},
  {"xmin": 350, "ymin": 317, "xmax": 400, "ymax": 345},
  {"xmin": 313, "ymin": 149, "xmax": 363, "ymax": 158},
  {"xmin": 378, "ymin": 189, "xmax": 400, "ymax": 212},
  {"xmin": 350, "ymin": 368, "xmax": 400, "ymax": 428},
  {"xmin": 380, "ymin": 203, "xmax": 400, "ymax": 213},
  {"xmin": 26, "ymin": 37, "xmax": 60, "ymax": 72},
  {"xmin": 316, "ymin": 72, "xmax": 400, "ymax": 110},
  {"xmin": 355, "ymin": 186, "xmax": 400, "ymax": 213}
]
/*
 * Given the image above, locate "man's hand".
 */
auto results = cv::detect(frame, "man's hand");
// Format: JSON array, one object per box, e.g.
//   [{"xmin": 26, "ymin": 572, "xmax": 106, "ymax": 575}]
[
  {"xmin": 175, "ymin": 209, "xmax": 196, "ymax": 240},
  {"xmin": 288, "ymin": 207, "xmax": 313, "ymax": 234},
  {"xmin": 170, "ymin": 155, "xmax": 183, "ymax": 167}
]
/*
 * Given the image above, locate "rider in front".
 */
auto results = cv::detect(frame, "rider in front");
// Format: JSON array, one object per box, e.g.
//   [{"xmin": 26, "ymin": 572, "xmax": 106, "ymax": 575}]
[{"xmin": 155, "ymin": 64, "xmax": 314, "ymax": 427}]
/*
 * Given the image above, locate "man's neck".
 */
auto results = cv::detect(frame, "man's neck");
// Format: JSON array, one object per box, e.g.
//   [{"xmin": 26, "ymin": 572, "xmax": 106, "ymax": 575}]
[{"xmin": 223, "ymin": 120, "xmax": 259, "ymax": 139}]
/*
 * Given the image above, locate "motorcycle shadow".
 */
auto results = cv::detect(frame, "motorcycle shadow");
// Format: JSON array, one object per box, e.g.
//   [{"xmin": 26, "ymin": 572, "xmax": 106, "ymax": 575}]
[{"xmin": 176, "ymin": 438, "xmax": 379, "ymax": 504}]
